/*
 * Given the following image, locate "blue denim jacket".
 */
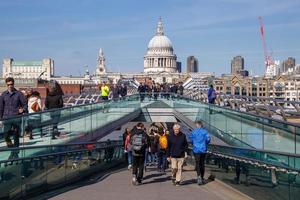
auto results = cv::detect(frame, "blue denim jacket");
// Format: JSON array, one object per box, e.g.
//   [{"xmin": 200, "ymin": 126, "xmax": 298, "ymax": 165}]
[{"xmin": 0, "ymin": 89, "xmax": 28, "ymax": 119}]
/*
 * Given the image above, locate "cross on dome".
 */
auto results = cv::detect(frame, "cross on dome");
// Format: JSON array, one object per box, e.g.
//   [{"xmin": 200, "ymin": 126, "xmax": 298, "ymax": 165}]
[
  {"xmin": 156, "ymin": 17, "xmax": 164, "ymax": 36},
  {"xmin": 99, "ymin": 48, "xmax": 104, "ymax": 56}
]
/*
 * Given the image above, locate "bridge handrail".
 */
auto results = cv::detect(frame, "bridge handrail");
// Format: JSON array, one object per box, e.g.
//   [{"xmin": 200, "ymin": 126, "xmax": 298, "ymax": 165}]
[{"xmin": 178, "ymin": 95, "xmax": 300, "ymax": 129}]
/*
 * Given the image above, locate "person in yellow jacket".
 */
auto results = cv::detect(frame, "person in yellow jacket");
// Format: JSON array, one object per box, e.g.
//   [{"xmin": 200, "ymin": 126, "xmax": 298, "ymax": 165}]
[{"xmin": 101, "ymin": 82, "xmax": 110, "ymax": 101}]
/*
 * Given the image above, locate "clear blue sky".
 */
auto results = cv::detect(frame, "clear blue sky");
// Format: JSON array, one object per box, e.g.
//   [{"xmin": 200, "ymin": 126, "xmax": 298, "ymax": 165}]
[{"xmin": 1, "ymin": 0, "xmax": 300, "ymax": 76}]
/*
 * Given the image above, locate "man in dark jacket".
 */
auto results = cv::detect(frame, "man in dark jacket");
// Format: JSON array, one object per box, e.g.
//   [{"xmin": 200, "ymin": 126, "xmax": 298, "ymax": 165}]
[
  {"xmin": 0, "ymin": 77, "xmax": 28, "ymax": 147},
  {"xmin": 119, "ymin": 83, "xmax": 127, "ymax": 98},
  {"xmin": 137, "ymin": 83, "xmax": 146, "ymax": 102},
  {"xmin": 130, "ymin": 122, "xmax": 148, "ymax": 185},
  {"xmin": 167, "ymin": 123, "xmax": 188, "ymax": 186},
  {"xmin": 111, "ymin": 84, "xmax": 120, "ymax": 100},
  {"xmin": 178, "ymin": 83, "xmax": 184, "ymax": 96}
]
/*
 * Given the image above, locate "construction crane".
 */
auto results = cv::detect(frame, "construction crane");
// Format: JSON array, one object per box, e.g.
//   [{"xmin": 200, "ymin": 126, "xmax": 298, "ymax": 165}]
[{"xmin": 258, "ymin": 16, "xmax": 273, "ymax": 68}]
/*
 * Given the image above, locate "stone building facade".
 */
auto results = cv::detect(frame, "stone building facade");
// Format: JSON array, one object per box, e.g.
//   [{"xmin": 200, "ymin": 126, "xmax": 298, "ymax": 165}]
[
  {"xmin": 2, "ymin": 58, "xmax": 54, "ymax": 80},
  {"xmin": 144, "ymin": 18, "xmax": 177, "ymax": 73}
]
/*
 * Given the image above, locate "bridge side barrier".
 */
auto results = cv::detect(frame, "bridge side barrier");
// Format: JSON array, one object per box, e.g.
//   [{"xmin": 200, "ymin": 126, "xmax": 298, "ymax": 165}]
[{"xmin": 0, "ymin": 141, "xmax": 124, "ymax": 200}]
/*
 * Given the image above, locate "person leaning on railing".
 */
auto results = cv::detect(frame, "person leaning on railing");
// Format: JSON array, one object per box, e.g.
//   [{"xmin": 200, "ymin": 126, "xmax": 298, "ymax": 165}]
[
  {"xmin": 101, "ymin": 82, "xmax": 110, "ymax": 101},
  {"xmin": 0, "ymin": 77, "xmax": 28, "ymax": 148}
]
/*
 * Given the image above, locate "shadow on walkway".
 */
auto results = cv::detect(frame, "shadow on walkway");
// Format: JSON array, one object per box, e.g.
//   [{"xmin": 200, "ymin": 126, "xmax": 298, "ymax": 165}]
[{"xmin": 143, "ymin": 176, "xmax": 171, "ymax": 185}]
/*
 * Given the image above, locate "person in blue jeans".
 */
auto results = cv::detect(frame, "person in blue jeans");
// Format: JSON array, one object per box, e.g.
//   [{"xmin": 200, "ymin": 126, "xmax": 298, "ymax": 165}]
[
  {"xmin": 124, "ymin": 130, "xmax": 133, "ymax": 169},
  {"xmin": 189, "ymin": 120, "xmax": 211, "ymax": 185}
]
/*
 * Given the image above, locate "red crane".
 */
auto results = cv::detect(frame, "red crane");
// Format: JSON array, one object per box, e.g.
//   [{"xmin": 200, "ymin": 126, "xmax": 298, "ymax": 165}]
[{"xmin": 258, "ymin": 16, "xmax": 273, "ymax": 68}]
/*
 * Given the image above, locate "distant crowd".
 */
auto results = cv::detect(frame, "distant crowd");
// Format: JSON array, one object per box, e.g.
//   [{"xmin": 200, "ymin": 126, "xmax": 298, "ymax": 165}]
[
  {"xmin": 99, "ymin": 82, "xmax": 128, "ymax": 101},
  {"xmin": 137, "ymin": 82, "xmax": 184, "ymax": 101},
  {"xmin": 99, "ymin": 81, "xmax": 185, "ymax": 102}
]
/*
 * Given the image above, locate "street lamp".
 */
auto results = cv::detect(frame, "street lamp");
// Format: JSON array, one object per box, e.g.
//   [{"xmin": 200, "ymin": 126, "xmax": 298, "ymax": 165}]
[{"xmin": 38, "ymin": 71, "xmax": 46, "ymax": 79}]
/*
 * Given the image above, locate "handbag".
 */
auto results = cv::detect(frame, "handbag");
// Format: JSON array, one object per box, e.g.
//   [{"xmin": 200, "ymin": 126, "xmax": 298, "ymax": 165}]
[{"xmin": 31, "ymin": 101, "xmax": 41, "ymax": 112}]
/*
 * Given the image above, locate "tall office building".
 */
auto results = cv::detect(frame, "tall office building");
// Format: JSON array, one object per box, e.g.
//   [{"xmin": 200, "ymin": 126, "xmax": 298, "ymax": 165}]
[
  {"xmin": 282, "ymin": 57, "xmax": 296, "ymax": 73},
  {"xmin": 231, "ymin": 56, "xmax": 244, "ymax": 74},
  {"xmin": 176, "ymin": 61, "xmax": 182, "ymax": 73},
  {"xmin": 187, "ymin": 56, "xmax": 198, "ymax": 73}
]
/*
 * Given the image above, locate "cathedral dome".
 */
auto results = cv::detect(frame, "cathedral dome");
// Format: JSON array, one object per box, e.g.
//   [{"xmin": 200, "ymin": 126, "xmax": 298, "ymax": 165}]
[
  {"xmin": 147, "ymin": 18, "xmax": 173, "ymax": 50},
  {"xmin": 148, "ymin": 35, "xmax": 173, "ymax": 49},
  {"xmin": 144, "ymin": 18, "xmax": 177, "ymax": 73}
]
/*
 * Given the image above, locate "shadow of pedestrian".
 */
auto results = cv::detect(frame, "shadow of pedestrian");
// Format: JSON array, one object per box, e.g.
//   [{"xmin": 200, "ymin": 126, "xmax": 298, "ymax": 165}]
[
  {"xmin": 142, "ymin": 176, "xmax": 171, "ymax": 185},
  {"xmin": 143, "ymin": 173, "xmax": 165, "ymax": 180}
]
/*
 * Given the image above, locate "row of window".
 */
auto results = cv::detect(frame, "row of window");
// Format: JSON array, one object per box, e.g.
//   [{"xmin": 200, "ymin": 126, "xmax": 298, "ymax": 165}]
[
  {"xmin": 58, "ymin": 80, "xmax": 83, "ymax": 84},
  {"xmin": 11, "ymin": 67, "xmax": 47, "ymax": 73}
]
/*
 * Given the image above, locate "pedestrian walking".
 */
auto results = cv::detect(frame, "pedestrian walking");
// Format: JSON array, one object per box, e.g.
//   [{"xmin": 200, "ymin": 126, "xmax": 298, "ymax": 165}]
[
  {"xmin": 130, "ymin": 123, "xmax": 148, "ymax": 185},
  {"xmin": 189, "ymin": 120, "xmax": 211, "ymax": 185},
  {"xmin": 45, "ymin": 81, "xmax": 64, "ymax": 140},
  {"xmin": 0, "ymin": 77, "xmax": 28, "ymax": 148},
  {"xmin": 167, "ymin": 123, "xmax": 188, "ymax": 186}
]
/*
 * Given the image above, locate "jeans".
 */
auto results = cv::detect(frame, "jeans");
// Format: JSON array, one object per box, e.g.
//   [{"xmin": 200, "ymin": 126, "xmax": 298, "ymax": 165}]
[
  {"xmin": 128, "ymin": 151, "xmax": 132, "ymax": 165},
  {"xmin": 157, "ymin": 150, "xmax": 167, "ymax": 171},
  {"xmin": 144, "ymin": 151, "xmax": 149, "ymax": 166},
  {"xmin": 139, "ymin": 94, "xmax": 145, "ymax": 102},
  {"xmin": 4, "ymin": 119, "xmax": 21, "ymax": 147},
  {"xmin": 50, "ymin": 111, "xmax": 61, "ymax": 139},
  {"xmin": 147, "ymin": 152, "xmax": 156, "ymax": 164},
  {"xmin": 194, "ymin": 153, "xmax": 206, "ymax": 178}
]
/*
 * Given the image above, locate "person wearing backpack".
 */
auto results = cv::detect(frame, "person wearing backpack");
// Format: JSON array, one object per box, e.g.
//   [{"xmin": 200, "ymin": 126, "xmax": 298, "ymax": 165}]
[
  {"xmin": 130, "ymin": 123, "xmax": 149, "ymax": 185},
  {"xmin": 189, "ymin": 120, "xmax": 211, "ymax": 185},
  {"xmin": 157, "ymin": 126, "xmax": 168, "ymax": 172}
]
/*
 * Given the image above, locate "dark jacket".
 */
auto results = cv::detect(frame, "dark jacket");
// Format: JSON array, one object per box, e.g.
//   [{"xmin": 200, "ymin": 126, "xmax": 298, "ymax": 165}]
[
  {"xmin": 45, "ymin": 91, "xmax": 63, "ymax": 110},
  {"xmin": 178, "ymin": 85, "xmax": 184, "ymax": 95},
  {"xmin": 170, "ymin": 85, "xmax": 178, "ymax": 94},
  {"xmin": 208, "ymin": 88, "xmax": 216, "ymax": 102},
  {"xmin": 138, "ymin": 85, "xmax": 146, "ymax": 93},
  {"xmin": 119, "ymin": 85, "xmax": 127, "ymax": 97},
  {"xmin": 149, "ymin": 133, "xmax": 159, "ymax": 153},
  {"xmin": 111, "ymin": 86, "xmax": 120, "ymax": 99},
  {"xmin": 0, "ymin": 89, "xmax": 28, "ymax": 119},
  {"xmin": 167, "ymin": 131, "xmax": 188, "ymax": 158}
]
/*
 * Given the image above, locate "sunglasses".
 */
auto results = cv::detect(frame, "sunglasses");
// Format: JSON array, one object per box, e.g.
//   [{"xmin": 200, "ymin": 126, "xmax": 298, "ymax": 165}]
[{"xmin": 7, "ymin": 83, "xmax": 14, "ymax": 86}]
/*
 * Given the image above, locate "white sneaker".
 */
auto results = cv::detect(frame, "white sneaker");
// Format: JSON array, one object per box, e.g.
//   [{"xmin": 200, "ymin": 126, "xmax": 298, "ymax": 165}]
[
  {"xmin": 132, "ymin": 176, "xmax": 137, "ymax": 185},
  {"xmin": 128, "ymin": 165, "xmax": 132, "ymax": 170}
]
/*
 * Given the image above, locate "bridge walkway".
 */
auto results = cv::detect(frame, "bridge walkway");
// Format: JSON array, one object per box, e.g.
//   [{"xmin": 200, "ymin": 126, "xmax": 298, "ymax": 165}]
[{"xmin": 49, "ymin": 165, "xmax": 252, "ymax": 200}]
